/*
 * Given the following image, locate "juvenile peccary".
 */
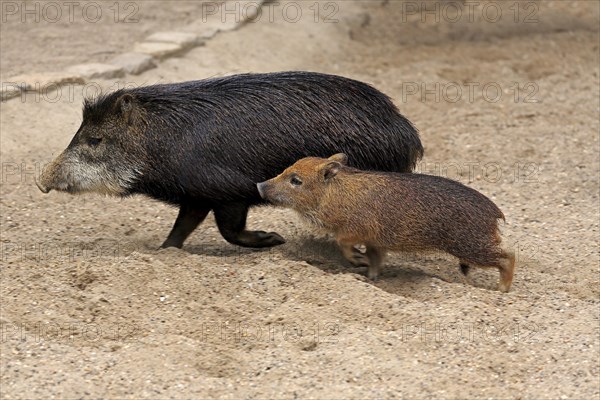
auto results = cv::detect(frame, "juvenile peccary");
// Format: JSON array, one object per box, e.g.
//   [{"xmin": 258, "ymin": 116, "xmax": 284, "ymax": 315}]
[
  {"xmin": 257, "ymin": 154, "xmax": 515, "ymax": 292},
  {"xmin": 36, "ymin": 72, "xmax": 423, "ymax": 249}
]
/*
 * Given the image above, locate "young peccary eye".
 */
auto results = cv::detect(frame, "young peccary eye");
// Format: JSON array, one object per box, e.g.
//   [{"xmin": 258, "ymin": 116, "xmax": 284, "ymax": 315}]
[
  {"xmin": 290, "ymin": 175, "xmax": 303, "ymax": 186},
  {"xmin": 88, "ymin": 137, "xmax": 102, "ymax": 146}
]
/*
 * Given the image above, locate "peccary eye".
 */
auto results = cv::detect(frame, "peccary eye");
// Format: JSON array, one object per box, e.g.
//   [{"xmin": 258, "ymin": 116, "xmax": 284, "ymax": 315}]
[
  {"xmin": 88, "ymin": 137, "xmax": 102, "ymax": 146},
  {"xmin": 290, "ymin": 175, "xmax": 303, "ymax": 186}
]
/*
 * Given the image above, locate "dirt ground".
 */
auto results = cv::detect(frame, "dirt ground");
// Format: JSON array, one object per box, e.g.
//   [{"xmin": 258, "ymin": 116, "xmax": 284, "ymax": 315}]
[{"xmin": 1, "ymin": 1, "xmax": 599, "ymax": 399}]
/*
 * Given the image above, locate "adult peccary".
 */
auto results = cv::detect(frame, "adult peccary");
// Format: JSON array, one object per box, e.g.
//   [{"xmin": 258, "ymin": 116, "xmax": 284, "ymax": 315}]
[
  {"xmin": 257, "ymin": 154, "xmax": 515, "ymax": 292},
  {"xmin": 37, "ymin": 72, "xmax": 423, "ymax": 249}
]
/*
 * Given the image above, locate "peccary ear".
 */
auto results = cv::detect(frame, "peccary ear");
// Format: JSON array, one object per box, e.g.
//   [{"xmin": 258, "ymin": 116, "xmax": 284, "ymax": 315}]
[
  {"xmin": 116, "ymin": 94, "xmax": 135, "ymax": 124},
  {"xmin": 328, "ymin": 153, "xmax": 348, "ymax": 165},
  {"xmin": 322, "ymin": 161, "xmax": 342, "ymax": 181}
]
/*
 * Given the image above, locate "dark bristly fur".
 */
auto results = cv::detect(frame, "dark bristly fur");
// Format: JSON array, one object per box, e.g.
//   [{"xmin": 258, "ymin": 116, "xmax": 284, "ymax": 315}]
[
  {"xmin": 38, "ymin": 72, "xmax": 423, "ymax": 249},
  {"xmin": 257, "ymin": 154, "xmax": 516, "ymax": 292}
]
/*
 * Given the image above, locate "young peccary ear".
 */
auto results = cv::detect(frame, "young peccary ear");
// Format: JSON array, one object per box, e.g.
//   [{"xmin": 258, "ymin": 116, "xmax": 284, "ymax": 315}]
[
  {"xmin": 328, "ymin": 153, "xmax": 348, "ymax": 165},
  {"xmin": 116, "ymin": 93, "xmax": 136, "ymax": 124},
  {"xmin": 322, "ymin": 161, "xmax": 342, "ymax": 181}
]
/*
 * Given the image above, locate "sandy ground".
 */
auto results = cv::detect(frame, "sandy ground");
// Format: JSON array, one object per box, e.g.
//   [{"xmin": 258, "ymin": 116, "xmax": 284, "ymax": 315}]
[{"xmin": 1, "ymin": 1, "xmax": 599, "ymax": 399}]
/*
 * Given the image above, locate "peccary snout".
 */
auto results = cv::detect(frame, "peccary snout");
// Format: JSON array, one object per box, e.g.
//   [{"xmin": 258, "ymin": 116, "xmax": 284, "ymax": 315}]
[
  {"xmin": 35, "ymin": 179, "xmax": 50, "ymax": 193},
  {"xmin": 36, "ymin": 152, "xmax": 67, "ymax": 194},
  {"xmin": 256, "ymin": 182, "xmax": 267, "ymax": 199},
  {"xmin": 36, "ymin": 147, "xmax": 139, "ymax": 196}
]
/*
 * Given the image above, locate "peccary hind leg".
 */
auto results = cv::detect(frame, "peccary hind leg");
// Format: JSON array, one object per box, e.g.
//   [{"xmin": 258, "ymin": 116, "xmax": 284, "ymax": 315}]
[
  {"xmin": 497, "ymin": 251, "xmax": 516, "ymax": 293},
  {"xmin": 459, "ymin": 250, "xmax": 515, "ymax": 292},
  {"xmin": 214, "ymin": 201, "xmax": 285, "ymax": 248},
  {"xmin": 161, "ymin": 202, "xmax": 211, "ymax": 248}
]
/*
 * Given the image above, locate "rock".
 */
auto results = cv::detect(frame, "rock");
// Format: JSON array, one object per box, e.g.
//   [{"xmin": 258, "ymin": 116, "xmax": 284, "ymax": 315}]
[
  {"xmin": 133, "ymin": 42, "xmax": 185, "ymax": 59},
  {"xmin": 1, "ymin": 83, "xmax": 22, "ymax": 101},
  {"xmin": 146, "ymin": 31, "xmax": 202, "ymax": 48},
  {"xmin": 66, "ymin": 63, "xmax": 125, "ymax": 80},
  {"xmin": 4, "ymin": 72, "xmax": 85, "ymax": 92},
  {"xmin": 210, "ymin": 0, "xmax": 264, "ymax": 28},
  {"xmin": 183, "ymin": 17, "xmax": 236, "ymax": 38},
  {"xmin": 194, "ymin": 25, "xmax": 220, "ymax": 40},
  {"xmin": 110, "ymin": 52, "xmax": 156, "ymax": 75}
]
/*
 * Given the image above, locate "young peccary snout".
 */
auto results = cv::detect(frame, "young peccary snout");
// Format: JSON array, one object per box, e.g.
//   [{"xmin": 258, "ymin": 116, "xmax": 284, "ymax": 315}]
[{"xmin": 257, "ymin": 154, "xmax": 516, "ymax": 292}]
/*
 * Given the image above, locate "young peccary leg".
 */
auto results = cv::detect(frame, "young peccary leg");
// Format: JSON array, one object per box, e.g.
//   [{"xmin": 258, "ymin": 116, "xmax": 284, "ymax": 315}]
[
  {"xmin": 460, "ymin": 250, "xmax": 515, "ymax": 292},
  {"xmin": 497, "ymin": 251, "xmax": 516, "ymax": 293},
  {"xmin": 339, "ymin": 241, "xmax": 384, "ymax": 280},
  {"xmin": 161, "ymin": 202, "xmax": 211, "ymax": 248},
  {"xmin": 339, "ymin": 242, "xmax": 371, "ymax": 268},
  {"xmin": 365, "ymin": 246, "xmax": 385, "ymax": 280},
  {"xmin": 214, "ymin": 202, "xmax": 285, "ymax": 248}
]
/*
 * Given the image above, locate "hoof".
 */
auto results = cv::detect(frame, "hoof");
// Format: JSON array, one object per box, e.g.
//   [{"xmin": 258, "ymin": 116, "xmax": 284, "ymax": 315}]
[
  {"xmin": 160, "ymin": 240, "xmax": 184, "ymax": 249},
  {"xmin": 367, "ymin": 270, "xmax": 379, "ymax": 281},
  {"xmin": 498, "ymin": 282, "xmax": 511, "ymax": 293},
  {"xmin": 349, "ymin": 253, "xmax": 370, "ymax": 268},
  {"xmin": 256, "ymin": 231, "xmax": 286, "ymax": 247},
  {"xmin": 234, "ymin": 230, "xmax": 286, "ymax": 248}
]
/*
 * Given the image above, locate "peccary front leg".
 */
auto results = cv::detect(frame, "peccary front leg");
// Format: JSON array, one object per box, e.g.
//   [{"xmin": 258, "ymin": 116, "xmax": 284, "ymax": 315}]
[
  {"xmin": 338, "ymin": 240, "xmax": 384, "ymax": 280},
  {"xmin": 339, "ymin": 242, "xmax": 371, "ymax": 268},
  {"xmin": 365, "ymin": 246, "xmax": 385, "ymax": 279},
  {"xmin": 161, "ymin": 202, "xmax": 211, "ymax": 249},
  {"xmin": 214, "ymin": 202, "xmax": 285, "ymax": 248}
]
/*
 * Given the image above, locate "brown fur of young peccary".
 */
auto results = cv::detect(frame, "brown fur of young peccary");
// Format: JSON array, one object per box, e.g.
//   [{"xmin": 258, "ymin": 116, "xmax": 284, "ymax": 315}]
[{"xmin": 257, "ymin": 154, "xmax": 515, "ymax": 292}]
